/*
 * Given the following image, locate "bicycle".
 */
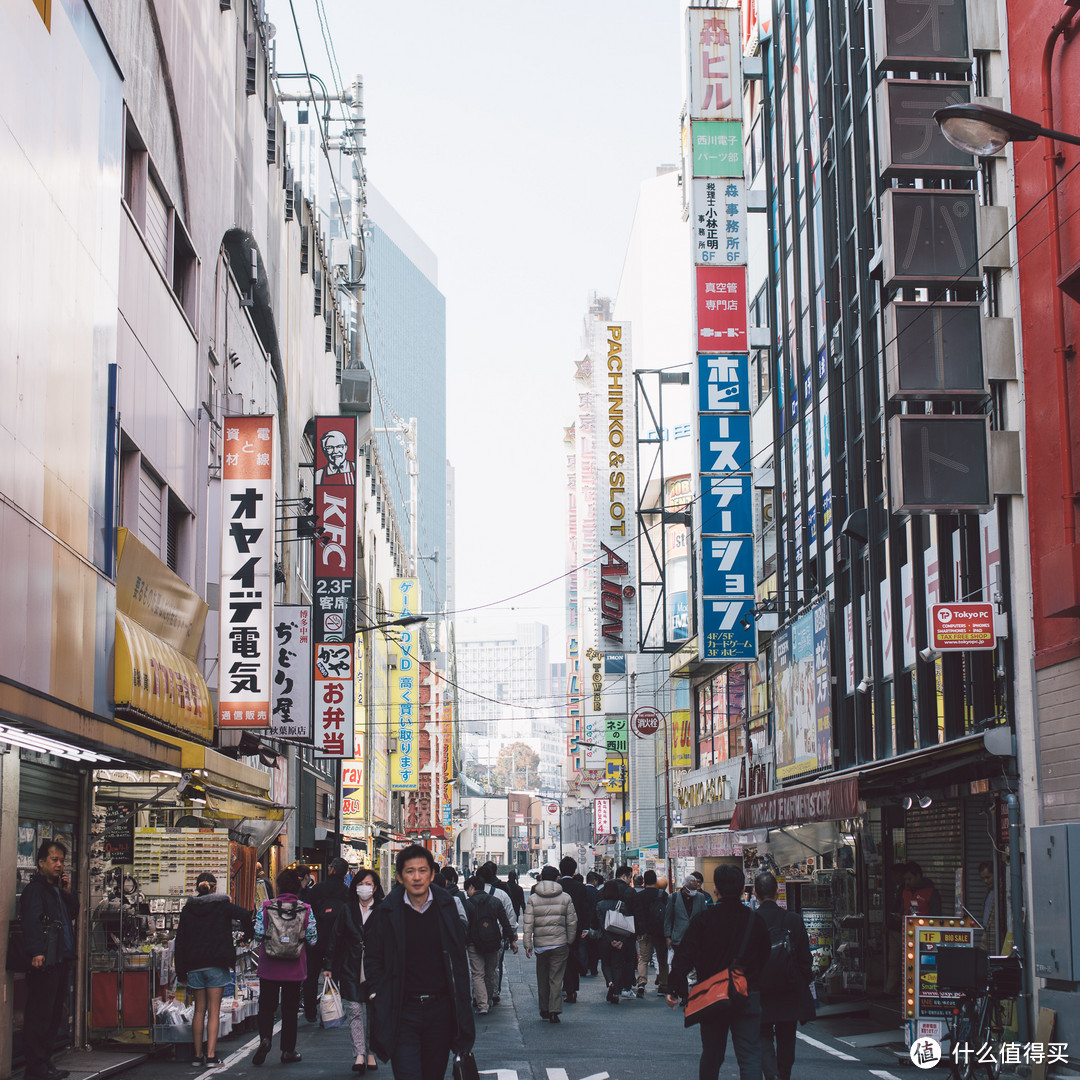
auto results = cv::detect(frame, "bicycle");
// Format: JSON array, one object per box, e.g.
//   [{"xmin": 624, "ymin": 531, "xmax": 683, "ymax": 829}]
[{"xmin": 940, "ymin": 950, "xmax": 1022, "ymax": 1080}]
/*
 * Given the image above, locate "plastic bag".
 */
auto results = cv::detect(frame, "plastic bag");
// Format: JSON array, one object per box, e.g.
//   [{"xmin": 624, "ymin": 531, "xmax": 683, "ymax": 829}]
[{"xmin": 319, "ymin": 974, "xmax": 345, "ymax": 1027}]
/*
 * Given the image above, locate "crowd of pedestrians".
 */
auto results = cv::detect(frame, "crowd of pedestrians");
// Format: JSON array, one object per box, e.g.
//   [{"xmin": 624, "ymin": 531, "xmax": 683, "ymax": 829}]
[{"xmin": 19, "ymin": 838, "xmax": 819, "ymax": 1080}]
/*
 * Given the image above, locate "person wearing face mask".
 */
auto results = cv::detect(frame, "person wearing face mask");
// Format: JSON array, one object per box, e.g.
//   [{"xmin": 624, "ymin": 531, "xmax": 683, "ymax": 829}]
[
  {"xmin": 664, "ymin": 875, "xmax": 707, "ymax": 956},
  {"xmin": 326, "ymin": 869, "xmax": 385, "ymax": 1074}
]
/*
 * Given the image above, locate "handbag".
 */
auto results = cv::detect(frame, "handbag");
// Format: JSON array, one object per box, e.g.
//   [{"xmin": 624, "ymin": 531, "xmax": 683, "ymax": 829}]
[
  {"xmin": 603, "ymin": 901, "xmax": 636, "ymax": 939},
  {"xmin": 452, "ymin": 1052, "xmax": 481, "ymax": 1080},
  {"xmin": 5, "ymin": 924, "xmax": 31, "ymax": 973},
  {"xmin": 319, "ymin": 974, "xmax": 345, "ymax": 1027},
  {"xmin": 683, "ymin": 912, "xmax": 756, "ymax": 1028}
]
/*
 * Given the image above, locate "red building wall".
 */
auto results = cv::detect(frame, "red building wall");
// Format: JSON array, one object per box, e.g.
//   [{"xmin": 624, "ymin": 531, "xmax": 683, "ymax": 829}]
[{"xmin": 1007, "ymin": 0, "xmax": 1080, "ymax": 666}]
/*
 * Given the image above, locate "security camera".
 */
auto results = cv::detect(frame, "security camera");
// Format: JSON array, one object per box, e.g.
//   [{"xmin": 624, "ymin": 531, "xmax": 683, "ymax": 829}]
[
  {"xmin": 919, "ymin": 647, "xmax": 940, "ymax": 663},
  {"xmin": 857, "ymin": 676, "xmax": 872, "ymax": 694}
]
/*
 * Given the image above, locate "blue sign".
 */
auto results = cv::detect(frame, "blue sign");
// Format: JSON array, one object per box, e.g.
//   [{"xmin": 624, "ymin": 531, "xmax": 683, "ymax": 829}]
[
  {"xmin": 701, "ymin": 536, "xmax": 755, "ymax": 596},
  {"xmin": 701, "ymin": 474, "xmax": 755, "ymax": 535},
  {"xmin": 700, "ymin": 597, "xmax": 757, "ymax": 661},
  {"xmin": 698, "ymin": 414, "xmax": 752, "ymax": 475},
  {"xmin": 698, "ymin": 353, "xmax": 750, "ymax": 413}
]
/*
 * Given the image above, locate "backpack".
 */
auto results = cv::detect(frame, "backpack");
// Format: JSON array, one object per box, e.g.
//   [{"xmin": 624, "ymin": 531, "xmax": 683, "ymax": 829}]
[
  {"xmin": 646, "ymin": 891, "xmax": 668, "ymax": 938},
  {"xmin": 758, "ymin": 915, "xmax": 797, "ymax": 992},
  {"xmin": 468, "ymin": 893, "xmax": 503, "ymax": 952},
  {"xmin": 263, "ymin": 899, "xmax": 306, "ymax": 960}
]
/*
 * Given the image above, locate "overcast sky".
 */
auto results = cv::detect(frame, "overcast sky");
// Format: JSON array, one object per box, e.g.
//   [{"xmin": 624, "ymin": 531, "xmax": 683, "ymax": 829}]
[{"xmin": 273, "ymin": 2, "xmax": 685, "ymax": 658}]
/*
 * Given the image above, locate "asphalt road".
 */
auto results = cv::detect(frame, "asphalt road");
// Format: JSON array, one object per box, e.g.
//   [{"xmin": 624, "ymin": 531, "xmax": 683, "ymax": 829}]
[{"xmin": 125, "ymin": 949, "xmax": 959, "ymax": 1080}]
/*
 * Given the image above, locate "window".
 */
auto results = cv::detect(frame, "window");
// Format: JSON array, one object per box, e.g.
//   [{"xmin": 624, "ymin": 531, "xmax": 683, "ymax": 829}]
[{"xmin": 123, "ymin": 111, "xmax": 148, "ymax": 228}]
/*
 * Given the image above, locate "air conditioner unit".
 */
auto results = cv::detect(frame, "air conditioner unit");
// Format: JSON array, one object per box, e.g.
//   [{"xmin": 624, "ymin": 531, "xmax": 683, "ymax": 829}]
[{"xmin": 339, "ymin": 368, "xmax": 372, "ymax": 414}]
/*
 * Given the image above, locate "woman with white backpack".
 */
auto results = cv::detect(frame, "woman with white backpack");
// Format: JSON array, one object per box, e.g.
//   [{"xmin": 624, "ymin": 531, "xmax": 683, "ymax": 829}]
[{"xmin": 252, "ymin": 868, "xmax": 317, "ymax": 1066}]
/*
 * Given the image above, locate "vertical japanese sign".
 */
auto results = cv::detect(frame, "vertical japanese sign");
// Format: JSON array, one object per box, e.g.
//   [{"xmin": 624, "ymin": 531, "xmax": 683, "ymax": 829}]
[
  {"xmin": 688, "ymin": 6, "xmax": 742, "ymax": 120},
  {"xmin": 313, "ymin": 416, "xmax": 357, "ymax": 757},
  {"xmin": 341, "ymin": 634, "xmax": 366, "ymax": 839},
  {"xmin": 390, "ymin": 578, "xmax": 420, "ymax": 791},
  {"xmin": 594, "ymin": 797, "xmax": 612, "ymax": 837},
  {"xmin": 688, "ymin": 7, "xmax": 755, "ymax": 666},
  {"xmin": 219, "ymin": 416, "xmax": 274, "ymax": 728},
  {"xmin": 271, "ymin": 606, "xmax": 312, "ymax": 740},
  {"xmin": 442, "ymin": 700, "xmax": 454, "ymax": 832}
]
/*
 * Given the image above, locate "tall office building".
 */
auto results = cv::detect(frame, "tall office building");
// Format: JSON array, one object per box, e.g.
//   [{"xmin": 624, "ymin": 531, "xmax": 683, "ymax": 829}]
[{"xmin": 361, "ymin": 185, "xmax": 448, "ymax": 627}]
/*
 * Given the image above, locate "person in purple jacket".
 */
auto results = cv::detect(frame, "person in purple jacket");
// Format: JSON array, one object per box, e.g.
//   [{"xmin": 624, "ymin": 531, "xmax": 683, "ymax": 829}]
[{"xmin": 252, "ymin": 868, "xmax": 317, "ymax": 1066}]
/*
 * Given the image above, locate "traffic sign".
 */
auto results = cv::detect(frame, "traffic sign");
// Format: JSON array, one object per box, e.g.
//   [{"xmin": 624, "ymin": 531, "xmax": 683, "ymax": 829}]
[
  {"xmin": 631, "ymin": 707, "xmax": 663, "ymax": 738},
  {"xmin": 547, "ymin": 802, "xmax": 559, "ymax": 814}
]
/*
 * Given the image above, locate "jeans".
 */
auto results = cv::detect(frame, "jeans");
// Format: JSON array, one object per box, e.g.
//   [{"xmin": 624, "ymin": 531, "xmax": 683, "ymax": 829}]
[
  {"xmin": 23, "ymin": 961, "xmax": 71, "ymax": 1077},
  {"xmin": 257, "ymin": 978, "xmax": 301, "ymax": 1052},
  {"xmin": 390, "ymin": 996, "xmax": 453, "ymax": 1080},
  {"xmin": 637, "ymin": 934, "xmax": 669, "ymax": 989},
  {"xmin": 535, "ymin": 945, "xmax": 569, "ymax": 1014},
  {"xmin": 493, "ymin": 943, "xmax": 506, "ymax": 997},
  {"xmin": 760, "ymin": 1020, "xmax": 798, "ymax": 1080},
  {"xmin": 467, "ymin": 946, "xmax": 498, "ymax": 1010},
  {"xmin": 697, "ymin": 993, "xmax": 762, "ymax": 1080}
]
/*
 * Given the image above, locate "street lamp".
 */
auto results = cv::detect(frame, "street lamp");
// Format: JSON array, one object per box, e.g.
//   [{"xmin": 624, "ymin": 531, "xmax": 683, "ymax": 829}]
[
  {"xmin": 572, "ymin": 738, "xmax": 628, "ymax": 869},
  {"xmin": 934, "ymin": 103, "xmax": 1080, "ymax": 156}
]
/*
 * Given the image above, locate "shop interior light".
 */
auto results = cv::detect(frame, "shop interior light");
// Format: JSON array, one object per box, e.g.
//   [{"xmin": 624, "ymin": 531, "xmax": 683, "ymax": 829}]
[{"xmin": 0, "ymin": 722, "xmax": 116, "ymax": 763}]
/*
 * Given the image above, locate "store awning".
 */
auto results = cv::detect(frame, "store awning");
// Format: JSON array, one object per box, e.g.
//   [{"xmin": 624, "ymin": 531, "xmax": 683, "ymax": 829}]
[
  {"xmin": 729, "ymin": 776, "xmax": 860, "ymax": 831},
  {"xmin": 114, "ymin": 612, "xmax": 214, "ymax": 744}
]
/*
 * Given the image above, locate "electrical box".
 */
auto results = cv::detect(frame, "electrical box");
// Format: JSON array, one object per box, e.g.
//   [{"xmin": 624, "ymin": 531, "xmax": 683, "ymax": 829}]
[{"xmin": 1031, "ymin": 824, "xmax": 1080, "ymax": 981}]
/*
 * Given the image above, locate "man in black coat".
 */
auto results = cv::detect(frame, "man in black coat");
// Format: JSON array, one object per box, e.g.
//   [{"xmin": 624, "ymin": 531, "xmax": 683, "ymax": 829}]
[
  {"xmin": 20, "ymin": 840, "xmax": 78, "ymax": 1080},
  {"xmin": 301, "ymin": 857, "xmax": 351, "ymax": 1020},
  {"xmin": 363, "ymin": 845, "xmax": 475, "ymax": 1079},
  {"xmin": 583, "ymin": 872, "xmax": 603, "ymax": 976},
  {"xmin": 556, "ymin": 856, "xmax": 593, "ymax": 1002},
  {"xmin": 504, "ymin": 870, "xmax": 526, "ymax": 920},
  {"xmin": 668, "ymin": 864, "xmax": 771, "ymax": 1080},
  {"xmin": 753, "ymin": 872, "xmax": 815, "ymax": 1080}
]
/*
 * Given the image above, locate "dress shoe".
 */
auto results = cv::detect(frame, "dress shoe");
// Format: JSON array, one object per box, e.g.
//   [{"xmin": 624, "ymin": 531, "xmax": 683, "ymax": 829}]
[
  {"xmin": 366, "ymin": 1062, "xmax": 378, "ymax": 1072},
  {"xmin": 252, "ymin": 1039, "xmax": 272, "ymax": 1066},
  {"xmin": 351, "ymin": 1063, "xmax": 367, "ymax": 1075},
  {"xmin": 549, "ymin": 1014, "xmax": 561, "ymax": 1024},
  {"xmin": 280, "ymin": 1051, "xmax": 302, "ymax": 1064},
  {"xmin": 539, "ymin": 1009, "xmax": 550, "ymax": 1019},
  {"xmin": 46, "ymin": 1069, "xmax": 70, "ymax": 1079},
  {"xmin": 563, "ymin": 992, "xmax": 576, "ymax": 1003}
]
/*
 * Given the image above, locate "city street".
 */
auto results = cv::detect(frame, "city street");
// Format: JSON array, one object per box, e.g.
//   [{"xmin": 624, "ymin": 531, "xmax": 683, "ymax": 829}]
[{"xmin": 115, "ymin": 950, "xmax": 933, "ymax": 1080}]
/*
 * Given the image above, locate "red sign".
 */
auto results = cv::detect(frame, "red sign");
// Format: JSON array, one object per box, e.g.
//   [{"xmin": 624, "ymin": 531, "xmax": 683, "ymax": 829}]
[
  {"xmin": 696, "ymin": 266, "xmax": 747, "ymax": 351},
  {"xmin": 548, "ymin": 802, "xmax": 559, "ymax": 814},
  {"xmin": 631, "ymin": 707, "xmax": 663, "ymax": 739},
  {"xmin": 930, "ymin": 603, "xmax": 996, "ymax": 651}
]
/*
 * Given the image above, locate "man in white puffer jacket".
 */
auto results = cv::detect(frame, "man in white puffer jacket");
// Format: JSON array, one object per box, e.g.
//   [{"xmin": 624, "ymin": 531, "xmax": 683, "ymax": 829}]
[{"xmin": 523, "ymin": 866, "xmax": 579, "ymax": 1024}]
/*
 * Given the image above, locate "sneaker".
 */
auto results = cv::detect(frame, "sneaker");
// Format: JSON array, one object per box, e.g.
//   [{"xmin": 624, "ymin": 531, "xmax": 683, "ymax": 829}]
[
  {"xmin": 477, "ymin": 1007, "xmax": 488, "ymax": 1015},
  {"xmin": 635, "ymin": 986, "xmax": 644, "ymax": 999},
  {"xmin": 190, "ymin": 1059, "xmax": 204, "ymax": 1068},
  {"xmin": 656, "ymin": 987, "xmax": 668, "ymax": 996},
  {"xmin": 205, "ymin": 1057, "xmax": 223, "ymax": 1067},
  {"xmin": 621, "ymin": 989, "xmax": 637, "ymax": 1000},
  {"xmin": 252, "ymin": 1039, "xmax": 271, "ymax": 1067},
  {"xmin": 491, "ymin": 994, "xmax": 500, "ymax": 1005}
]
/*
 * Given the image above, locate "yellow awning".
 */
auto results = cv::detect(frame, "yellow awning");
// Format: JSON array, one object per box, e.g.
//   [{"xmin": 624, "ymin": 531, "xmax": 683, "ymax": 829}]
[{"xmin": 114, "ymin": 613, "xmax": 214, "ymax": 743}]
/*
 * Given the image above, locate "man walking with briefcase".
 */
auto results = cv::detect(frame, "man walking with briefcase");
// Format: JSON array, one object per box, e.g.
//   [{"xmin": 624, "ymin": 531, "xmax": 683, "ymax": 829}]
[{"xmin": 667, "ymin": 864, "xmax": 770, "ymax": 1080}]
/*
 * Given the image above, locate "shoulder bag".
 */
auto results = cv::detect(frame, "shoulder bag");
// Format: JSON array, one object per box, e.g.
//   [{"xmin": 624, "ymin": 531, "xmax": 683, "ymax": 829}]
[
  {"xmin": 452, "ymin": 1051, "xmax": 481, "ymax": 1080},
  {"xmin": 603, "ymin": 900, "xmax": 636, "ymax": 939},
  {"xmin": 683, "ymin": 910, "xmax": 756, "ymax": 1027}
]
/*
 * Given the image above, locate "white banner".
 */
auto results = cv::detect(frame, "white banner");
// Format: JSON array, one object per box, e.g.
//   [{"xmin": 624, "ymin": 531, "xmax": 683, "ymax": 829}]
[
  {"xmin": 270, "ymin": 605, "xmax": 312, "ymax": 741},
  {"xmin": 693, "ymin": 178, "xmax": 748, "ymax": 266},
  {"xmin": 594, "ymin": 796, "xmax": 612, "ymax": 836},
  {"xmin": 313, "ymin": 642, "xmax": 354, "ymax": 758},
  {"xmin": 219, "ymin": 416, "xmax": 274, "ymax": 728},
  {"xmin": 688, "ymin": 7, "xmax": 743, "ymax": 121}
]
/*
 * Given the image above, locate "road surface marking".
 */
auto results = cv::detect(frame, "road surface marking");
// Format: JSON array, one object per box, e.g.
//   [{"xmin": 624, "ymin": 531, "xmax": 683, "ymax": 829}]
[
  {"xmin": 871, "ymin": 1071, "xmax": 905, "ymax": 1080},
  {"xmin": 796, "ymin": 1031, "xmax": 859, "ymax": 1060}
]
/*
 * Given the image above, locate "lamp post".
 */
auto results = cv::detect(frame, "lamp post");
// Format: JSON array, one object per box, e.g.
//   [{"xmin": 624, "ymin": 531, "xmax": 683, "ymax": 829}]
[{"xmin": 572, "ymin": 739, "xmax": 628, "ymax": 869}]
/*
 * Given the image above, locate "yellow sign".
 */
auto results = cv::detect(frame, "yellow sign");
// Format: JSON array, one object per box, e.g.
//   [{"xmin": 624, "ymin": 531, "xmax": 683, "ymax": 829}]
[
  {"xmin": 116, "ymin": 528, "xmax": 208, "ymax": 660},
  {"xmin": 114, "ymin": 612, "xmax": 214, "ymax": 743},
  {"xmin": 671, "ymin": 708, "xmax": 693, "ymax": 770}
]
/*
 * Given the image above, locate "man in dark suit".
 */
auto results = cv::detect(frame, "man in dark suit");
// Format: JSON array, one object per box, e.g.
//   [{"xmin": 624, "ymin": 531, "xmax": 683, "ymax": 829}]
[
  {"xmin": 668, "ymin": 864, "xmax": 771, "ymax": 1080},
  {"xmin": 363, "ymin": 845, "xmax": 474, "ymax": 1079},
  {"xmin": 301, "ymin": 858, "xmax": 351, "ymax": 1021},
  {"xmin": 557, "ymin": 856, "xmax": 593, "ymax": 1003},
  {"xmin": 754, "ymin": 872, "xmax": 815, "ymax": 1080},
  {"xmin": 583, "ymin": 872, "xmax": 603, "ymax": 976}
]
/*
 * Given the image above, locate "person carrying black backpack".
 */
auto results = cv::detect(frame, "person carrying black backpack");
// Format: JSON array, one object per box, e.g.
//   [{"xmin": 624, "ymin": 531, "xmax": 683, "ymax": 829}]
[
  {"xmin": 464, "ymin": 876, "xmax": 515, "ymax": 1014},
  {"xmin": 632, "ymin": 869, "xmax": 669, "ymax": 997},
  {"xmin": 753, "ymin": 871, "xmax": 815, "ymax": 1080}
]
